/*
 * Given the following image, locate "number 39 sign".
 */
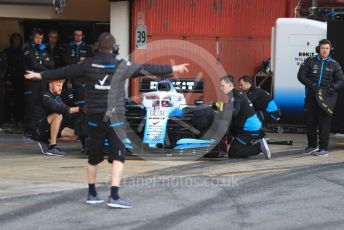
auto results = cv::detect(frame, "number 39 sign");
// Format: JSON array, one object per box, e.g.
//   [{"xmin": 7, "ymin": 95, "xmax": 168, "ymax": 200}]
[{"xmin": 135, "ymin": 24, "xmax": 147, "ymax": 49}]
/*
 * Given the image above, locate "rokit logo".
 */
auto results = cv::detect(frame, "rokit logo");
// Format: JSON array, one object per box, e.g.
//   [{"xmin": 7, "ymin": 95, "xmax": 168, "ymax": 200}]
[
  {"xmin": 295, "ymin": 51, "xmax": 316, "ymax": 66},
  {"xmin": 299, "ymin": 52, "xmax": 315, "ymax": 57}
]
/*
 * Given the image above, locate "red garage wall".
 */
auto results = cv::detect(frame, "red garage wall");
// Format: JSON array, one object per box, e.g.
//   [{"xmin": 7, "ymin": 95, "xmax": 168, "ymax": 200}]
[{"xmin": 130, "ymin": 0, "xmax": 299, "ymax": 103}]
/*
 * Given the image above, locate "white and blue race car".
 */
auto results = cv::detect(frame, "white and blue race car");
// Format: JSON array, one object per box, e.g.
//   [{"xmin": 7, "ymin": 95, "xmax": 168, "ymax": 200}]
[{"xmin": 124, "ymin": 80, "xmax": 229, "ymax": 156}]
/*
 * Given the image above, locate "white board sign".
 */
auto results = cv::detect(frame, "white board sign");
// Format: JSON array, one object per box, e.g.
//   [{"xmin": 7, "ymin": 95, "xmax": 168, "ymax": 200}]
[{"xmin": 135, "ymin": 24, "xmax": 147, "ymax": 49}]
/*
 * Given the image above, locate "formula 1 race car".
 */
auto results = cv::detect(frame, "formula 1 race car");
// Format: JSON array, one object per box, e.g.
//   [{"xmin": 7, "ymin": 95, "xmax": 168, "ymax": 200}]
[{"xmin": 124, "ymin": 80, "xmax": 231, "ymax": 156}]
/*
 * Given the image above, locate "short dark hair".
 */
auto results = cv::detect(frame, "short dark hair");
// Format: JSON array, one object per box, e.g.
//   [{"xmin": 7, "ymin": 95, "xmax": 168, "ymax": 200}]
[
  {"xmin": 31, "ymin": 28, "xmax": 44, "ymax": 36},
  {"xmin": 74, "ymin": 29, "xmax": 83, "ymax": 34},
  {"xmin": 220, "ymin": 75, "xmax": 235, "ymax": 84},
  {"xmin": 319, "ymin": 39, "xmax": 332, "ymax": 48},
  {"xmin": 97, "ymin": 32, "xmax": 116, "ymax": 52},
  {"xmin": 49, "ymin": 29, "xmax": 59, "ymax": 35},
  {"xmin": 239, "ymin": 75, "xmax": 253, "ymax": 84}
]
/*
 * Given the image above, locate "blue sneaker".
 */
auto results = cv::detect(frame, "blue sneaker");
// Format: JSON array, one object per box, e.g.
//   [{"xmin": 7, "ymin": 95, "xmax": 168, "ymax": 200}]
[
  {"xmin": 303, "ymin": 146, "xmax": 319, "ymax": 155},
  {"xmin": 46, "ymin": 147, "xmax": 65, "ymax": 156},
  {"xmin": 86, "ymin": 193, "xmax": 104, "ymax": 204},
  {"xmin": 107, "ymin": 197, "xmax": 132, "ymax": 209},
  {"xmin": 313, "ymin": 149, "xmax": 329, "ymax": 156},
  {"xmin": 37, "ymin": 141, "xmax": 49, "ymax": 154}
]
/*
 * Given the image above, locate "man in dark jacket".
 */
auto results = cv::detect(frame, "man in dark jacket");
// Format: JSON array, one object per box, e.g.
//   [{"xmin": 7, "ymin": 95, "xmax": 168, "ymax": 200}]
[
  {"xmin": 32, "ymin": 79, "xmax": 80, "ymax": 156},
  {"xmin": 220, "ymin": 75, "xmax": 271, "ymax": 160},
  {"xmin": 64, "ymin": 29, "xmax": 92, "ymax": 65},
  {"xmin": 23, "ymin": 28, "xmax": 54, "ymax": 138},
  {"xmin": 239, "ymin": 75, "xmax": 280, "ymax": 124},
  {"xmin": 25, "ymin": 32, "xmax": 189, "ymax": 209},
  {"xmin": 298, "ymin": 39, "xmax": 344, "ymax": 156},
  {"xmin": 64, "ymin": 29, "xmax": 93, "ymax": 152},
  {"xmin": 63, "ymin": 29, "xmax": 92, "ymax": 105},
  {"xmin": 46, "ymin": 30, "xmax": 65, "ymax": 68}
]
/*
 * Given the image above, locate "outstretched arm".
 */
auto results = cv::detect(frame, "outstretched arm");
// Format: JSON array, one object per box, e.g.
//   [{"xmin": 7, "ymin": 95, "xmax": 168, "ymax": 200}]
[
  {"xmin": 172, "ymin": 64, "xmax": 190, "ymax": 74},
  {"xmin": 25, "ymin": 63, "xmax": 84, "ymax": 81},
  {"xmin": 121, "ymin": 61, "xmax": 189, "ymax": 80},
  {"xmin": 25, "ymin": 70, "xmax": 42, "ymax": 80}
]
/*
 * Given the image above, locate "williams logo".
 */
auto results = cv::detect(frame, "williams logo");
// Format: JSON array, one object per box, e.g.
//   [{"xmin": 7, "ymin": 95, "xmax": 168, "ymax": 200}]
[{"xmin": 95, "ymin": 75, "xmax": 111, "ymax": 90}]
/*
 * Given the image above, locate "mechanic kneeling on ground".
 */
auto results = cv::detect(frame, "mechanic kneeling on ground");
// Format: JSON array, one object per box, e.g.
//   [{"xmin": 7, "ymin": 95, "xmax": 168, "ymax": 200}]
[
  {"xmin": 32, "ymin": 79, "xmax": 80, "ymax": 156},
  {"xmin": 220, "ymin": 75, "xmax": 271, "ymax": 160},
  {"xmin": 239, "ymin": 75, "xmax": 280, "ymax": 125}
]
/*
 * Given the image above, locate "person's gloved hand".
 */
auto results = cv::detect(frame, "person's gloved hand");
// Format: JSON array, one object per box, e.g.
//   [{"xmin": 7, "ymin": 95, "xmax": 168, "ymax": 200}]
[{"xmin": 326, "ymin": 87, "xmax": 336, "ymax": 97}]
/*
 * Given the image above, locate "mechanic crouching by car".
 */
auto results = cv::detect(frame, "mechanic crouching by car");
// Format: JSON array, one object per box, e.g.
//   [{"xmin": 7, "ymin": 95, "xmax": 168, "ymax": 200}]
[
  {"xmin": 25, "ymin": 32, "xmax": 190, "ymax": 209},
  {"xmin": 32, "ymin": 79, "xmax": 80, "ymax": 156},
  {"xmin": 220, "ymin": 75, "xmax": 271, "ymax": 160},
  {"xmin": 239, "ymin": 75, "xmax": 280, "ymax": 124}
]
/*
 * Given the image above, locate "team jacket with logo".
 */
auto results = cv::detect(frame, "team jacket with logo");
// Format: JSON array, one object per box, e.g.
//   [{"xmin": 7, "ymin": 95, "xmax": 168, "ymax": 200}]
[
  {"xmin": 41, "ymin": 52, "xmax": 173, "ymax": 115},
  {"xmin": 298, "ymin": 55, "xmax": 344, "ymax": 97},
  {"xmin": 64, "ymin": 41, "xmax": 92, "ymax": 65},
  {"xmin": 33, "ymin": 89, "xmax": 69, "ymax": 123},
  {"xmin": 64, "ymin": 41, "xmax": 93, "ymax": 107},
  {"xmin": 23, "ymin": 43, "xmax": 54, "ymax": 72},
  {"xmin": 247, "ymin": 86, "xmax": 278, "ymax": 112},
  {"xmin": 46, "ymin": 44, "xmax": 65, "ymax": 68},
  {"xmin": 230, "ymin": 89, "xmax": 262, "ymax": 133},
  {"xmin": 23, "ymin": 44, "xmax": 55, "ymax": 99}
]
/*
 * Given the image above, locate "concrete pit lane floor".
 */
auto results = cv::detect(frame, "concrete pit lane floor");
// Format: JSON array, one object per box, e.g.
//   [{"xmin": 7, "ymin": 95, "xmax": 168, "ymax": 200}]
[{"xmin": 1, "ymin": 131, "xmax": 344, "ymax": 230}]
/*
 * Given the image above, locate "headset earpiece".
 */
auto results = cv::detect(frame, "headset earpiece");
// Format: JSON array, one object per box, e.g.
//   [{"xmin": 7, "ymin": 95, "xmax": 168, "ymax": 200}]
[
  {"xmin": 113, "ymin": 44, "xmax": 119, "ymax": 55},
  {"xmin": 316, "ymin": 45, "xmax": 320, "ymax": 53}
]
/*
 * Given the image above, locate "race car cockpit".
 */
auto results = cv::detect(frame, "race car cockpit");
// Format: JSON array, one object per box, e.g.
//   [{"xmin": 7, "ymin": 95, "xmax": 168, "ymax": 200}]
[{"xmin": 125, "ymin": 80, "xmax": 229, "ymax": 156}]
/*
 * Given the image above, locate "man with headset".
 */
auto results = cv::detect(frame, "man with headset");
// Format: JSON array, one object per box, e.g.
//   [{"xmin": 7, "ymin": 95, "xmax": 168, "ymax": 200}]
[
  {"xmin": 23, "ymin": 28, "xmax": 54, "ymax": 138},
  {"xmin": 25, "ymin": 32, "xmax": 189, "ymax": 209},
  {"xmin": 298, "ymin": 39, "xmax": 344, "ymax": 156}
]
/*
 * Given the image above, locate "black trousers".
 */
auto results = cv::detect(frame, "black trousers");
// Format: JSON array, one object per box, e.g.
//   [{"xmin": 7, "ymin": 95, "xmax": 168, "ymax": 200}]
[
  {"xmin": 228, "ymin": 131, "xmax": 262, "ymax": 158},
  {"xmin": 305, "ymin": 96, "xmax": 331, "ymax": 150}
]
